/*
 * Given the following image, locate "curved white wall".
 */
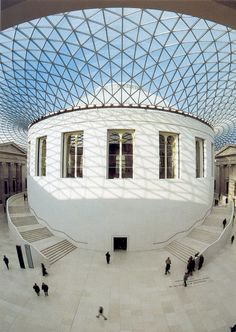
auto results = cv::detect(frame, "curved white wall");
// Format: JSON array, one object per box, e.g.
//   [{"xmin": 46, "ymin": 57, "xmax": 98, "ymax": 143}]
[{"xmin": 28, "ymin": 108, "xmax": 214, "ymax": 250}]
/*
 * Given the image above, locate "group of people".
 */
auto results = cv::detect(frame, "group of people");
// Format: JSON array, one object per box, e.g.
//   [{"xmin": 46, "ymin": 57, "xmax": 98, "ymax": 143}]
[
  {"xmin": 2, "ymin": 254, "xmax": 50, "ymax": 297},
  {"xmin": 183, "ymin": 254, "xmax": 204, "ymax": 287},
  {"xmin": 164, "ymin": 253, "xmax": 205, "ymax": 287},
  {"xmin": 33, "ymin": 282, "xmax": 49, "ymax": 296},
  {"xmin": 32, "ymin": 263, "xmax": 49, "ymax": 296}
]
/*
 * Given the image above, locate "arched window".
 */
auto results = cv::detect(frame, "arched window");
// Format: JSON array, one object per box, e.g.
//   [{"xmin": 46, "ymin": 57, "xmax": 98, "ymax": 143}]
[
  {"xmin": 159, "ymin": 132, "xmax": 178, "ymax": 179},
  {"xmin": 63, "ymin": 131, "xmax": 83, "ymax": 178},
  {"xmin": 36, "ymin": 136, "xmax": 47, "ymax": 176},
  {"xmin": 108, "ymin": 130, "xmax": 134, "ymax": 179}
]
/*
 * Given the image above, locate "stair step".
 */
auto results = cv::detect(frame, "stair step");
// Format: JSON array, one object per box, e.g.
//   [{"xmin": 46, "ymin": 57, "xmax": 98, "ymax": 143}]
[
  {"xmin": 42, "ymin": 242, "xmax": 76, "ymax": 258},
  {"xmin": 48, "ymin": 246, "xmax": 77, "ymax": 264},
  {"xmin": 188, "ymin": 229, "xmax": 219, "ymax": 243},
  {"xmin": 166, "ymin": 239, "xmax": 199, "ymax": 263},
  {"xmin": 166, "ymin": 244, "xmax": 194, "ymax": 257},
  {"xmin": 20, "ymin": 227, "xmax": 53, "ymax": 243},
  {"xmin": 167, "ymin": 242, "xmax": 197, "ymax": 256},
  {"xmin": 41, "ymin": 240, "xmax": 74, "ymax": 255},
  {"xmin": 41, "ymin": 240, "xmax": 77, "ymax": 264},
  {"xmin": 166, "ymin": 247, "xmax": 194, "ymax": 263},
  {"xmin": 165, "ymin": 249, "xmax": 187, "ymax": 263}
]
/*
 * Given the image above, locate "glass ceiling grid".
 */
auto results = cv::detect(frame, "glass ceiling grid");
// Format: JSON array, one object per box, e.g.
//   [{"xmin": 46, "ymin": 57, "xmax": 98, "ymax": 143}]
[{"xmin": 0, "ymin": 8, "xmax": 236, "ymax": 149}]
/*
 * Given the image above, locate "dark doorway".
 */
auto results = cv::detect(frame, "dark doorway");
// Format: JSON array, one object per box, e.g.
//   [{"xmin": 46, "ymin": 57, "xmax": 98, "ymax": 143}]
[
  {"xmin": 113, "ymin": 237, "xmax": 127, "ymax": 250},
  {"xmin": 16, "ymin": 245, "xmax": 25, "ymax": 269}
]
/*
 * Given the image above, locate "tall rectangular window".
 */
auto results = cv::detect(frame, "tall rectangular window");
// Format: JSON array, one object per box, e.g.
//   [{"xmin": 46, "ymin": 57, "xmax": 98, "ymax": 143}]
[
  {"xmin": 63, "ymin": 131, "xmax": 83, "ymax": 178},
  {"xmin": 108, "ymin": 130, "xmax": 134, "ymax": 179},
  {"xmin": 196, "ymin": 138, "xmax": 204, "ymax": 178},
  {"xmin": 159, "ymin": 132, "xmax": 179, "ymax": 179},
  {"xmin": 36, "ymin": 136, "xmax": 47, "ymax": 176}
]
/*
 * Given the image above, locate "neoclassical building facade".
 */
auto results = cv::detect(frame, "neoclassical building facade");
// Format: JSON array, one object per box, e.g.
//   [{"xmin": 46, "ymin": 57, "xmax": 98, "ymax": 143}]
[
  {"xmin": 215, "ymin": 145, "xmax": 236, "ymax": 202},
  {"xmin": 0, "ymin": 143, "xmax": 27, "ymax": 210}
]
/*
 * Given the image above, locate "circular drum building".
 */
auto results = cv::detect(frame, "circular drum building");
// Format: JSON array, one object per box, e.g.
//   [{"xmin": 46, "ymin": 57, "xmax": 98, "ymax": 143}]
[{"xmin": 28, "ymin": 84, "xmax": 214, "ymax": 251}]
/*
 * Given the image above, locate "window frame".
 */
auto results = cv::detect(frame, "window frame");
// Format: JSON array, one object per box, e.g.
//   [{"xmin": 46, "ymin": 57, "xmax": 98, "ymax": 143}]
[
  {"xmin": 195, "ymin": 137, "xmax": 204, "ymax": 178},
  {"xmin": 62, "ymin": 131, "xmax": 84, "ymax": 178},
  {"xmin": 159, "ymin": 132, "xmax": 179, "ymax": 179},
  {"xmin": 36, "ymin": 136, "xmax": 47, "ymax": 176},
  {"xmin": 107, "ymin": 129, "xmax": 134, "ymax": 179}
]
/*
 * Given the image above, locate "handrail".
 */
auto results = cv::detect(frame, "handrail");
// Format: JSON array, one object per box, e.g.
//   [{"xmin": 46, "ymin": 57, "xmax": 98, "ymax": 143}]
[
  {"xmin": 6, "ymin": 193, "xmax": 49, "ymax": 262},
  {"xmin": 152, "ymin": 206, "xmax": 212, "ymax": 245},
  {"xmin": 196, "ymin": 200, "xmax": 234, "ymax": 264},
  {"xmin": 29, "ymin": 204, "xmax": 88, "ymax": 245}
]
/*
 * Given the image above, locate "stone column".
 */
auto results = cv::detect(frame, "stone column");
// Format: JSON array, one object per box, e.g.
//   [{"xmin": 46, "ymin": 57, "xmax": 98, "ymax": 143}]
[
  {"xmin": 16, "ymin": 163, "xmax": 20, "ymax": 193},
  {"xmin": 19, "ymin": 164, "xmax": 23, "ymax": 191},
  {"xmin": 8, "ymin": 162, "xmax": 13, "ymax": 195}
]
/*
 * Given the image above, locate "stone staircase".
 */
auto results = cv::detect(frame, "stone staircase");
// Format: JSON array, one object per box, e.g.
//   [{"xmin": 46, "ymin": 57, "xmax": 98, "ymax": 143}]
[
  {"xmin": 8, "ymin": 195, "xmax": 77, "ymax": 264},
  {"xmin": 166, "ymin": 205, "xmax": 231, "ymax": 262},
  {"xmin": 166, "ymin": 240, "xmax": 197, "ymax": 263},
  {"xmin": 20, "ymin": 227, "xmax": 53, "ymax": 243},
  {"xmin": 41, "ymin": 239, "xmax": 77, "ymax": 264}
]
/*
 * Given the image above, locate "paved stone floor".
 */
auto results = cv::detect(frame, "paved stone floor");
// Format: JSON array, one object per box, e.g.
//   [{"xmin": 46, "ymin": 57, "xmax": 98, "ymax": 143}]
[{"xmin": 0, "ymin": 212, "xmax": 235, "ymax": 332}]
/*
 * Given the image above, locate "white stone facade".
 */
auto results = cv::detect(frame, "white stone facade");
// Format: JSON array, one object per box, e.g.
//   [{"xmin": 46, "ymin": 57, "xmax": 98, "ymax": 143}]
[{"xmin": 28, "ymin": 108, "xmax": 214, "ymax": 250}]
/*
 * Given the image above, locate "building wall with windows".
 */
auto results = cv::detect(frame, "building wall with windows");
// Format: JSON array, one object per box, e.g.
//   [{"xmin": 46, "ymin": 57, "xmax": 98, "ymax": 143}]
[
  {"xmin": 215, "ymin": 145, "xmax": 236, "ymax": 202},
  {"xmin": 0, "ymin": 143, "xmax": 27, "ymax": 211},
  {"xmin": 28, "ymin": 107, "xmax": 214, "ymax": 250}
]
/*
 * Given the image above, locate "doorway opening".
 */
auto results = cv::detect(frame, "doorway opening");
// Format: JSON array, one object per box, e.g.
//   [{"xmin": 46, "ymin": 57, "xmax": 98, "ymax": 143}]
[{"xmin": 113, "ymin": 237, "xmax": 127, "ymax": 251}]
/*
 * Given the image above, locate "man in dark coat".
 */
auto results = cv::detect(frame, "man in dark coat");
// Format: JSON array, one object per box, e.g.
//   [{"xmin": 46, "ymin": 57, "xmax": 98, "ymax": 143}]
[
  {"xmin": 41, "ymin": 263, "xmax": 48, "ymax": 276},
  {"xmin": 165, "ymin": 257, "xmax": 171, "ymax": 274},
  {"xmin": 105, "ymin": 252, "xmax": 111, "ymax": 264},
  {"xmin": 3, "ymin": 255, "xmax": 9, "ymax": 269},
  {"xmin": 42, "ymin": 282, "xmax": 49, "ymax": 296},
  {"xmin": 183, "ymin": 272, "xmax": 188, "ymax": 287},
  {"xmin": 96, "ymin": 306, "xmax": 107, "ymax": 320},
  {"xmin": 187, "ymin": 256, "xmax": 194, "ymax": 275},
  {"xmin": 33, "ymin": 283, "xmax": 40, "ymax": 296},
  {"xmin": 198, "ymin": 255, "xmax": 204, "ymax": 270},
  {"xmin": 223, "ymin": 218, "xmax": 227, "ymax": 229}
]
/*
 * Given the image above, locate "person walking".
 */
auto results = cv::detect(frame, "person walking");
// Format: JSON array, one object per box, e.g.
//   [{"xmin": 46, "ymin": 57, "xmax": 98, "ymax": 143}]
[
  {"xmin": 41, "ymin": 282, "xmax": 49, "ymax": 296},
  {"xmin": 33, "ymin": 283, "xmax": 40, "ymax": 296},
  {"xmin": 222, "ymin": 218, "xmax": 227, "ymax": 229},
  {"xmin": 231, "ymin": 235, "xmax": 235, "ymax": 244},
  {"xmin": 41, "ymin": 263, "xmax": 48, "ymax": 276},
  {"xmin": 105, "ymin": 252, "xmax": 110, "ymax": 264},
  {"xmin": 96, "ymin": 306, "xmax": 107, "ymax": 320},
  {"xmin": 198, "ymin": 254, "xmax": 204, "ymax": 270},
  {"xmin": 3, "ymin": 255, "xmax": 9, "ymax": 269},
  {"xmin": 187, "ymin": 256, "xmax": 194, "ymax": 276},
  {"xmin": 165, "ymin": 257, "xmax": 171, "ymax": 274},
  {"xmin": 183, "ymin": 272, "xmax": 189, "ymax": 287}
]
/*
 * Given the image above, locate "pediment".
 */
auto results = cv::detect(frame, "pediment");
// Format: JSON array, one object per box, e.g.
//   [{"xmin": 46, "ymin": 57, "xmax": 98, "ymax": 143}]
[
  {"xmin": 216, "ymin": 145, "xmax": 236, "ymax": 158},
  {"xmin": 0, "ymin": 142, "xmax": 26, "ymax": 156}
]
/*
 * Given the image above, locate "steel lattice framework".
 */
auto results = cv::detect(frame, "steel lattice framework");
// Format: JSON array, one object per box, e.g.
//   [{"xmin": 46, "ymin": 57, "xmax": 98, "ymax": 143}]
[{"xmin": 0, "ymin": 8, "xmax": 236, "ymax": 149}]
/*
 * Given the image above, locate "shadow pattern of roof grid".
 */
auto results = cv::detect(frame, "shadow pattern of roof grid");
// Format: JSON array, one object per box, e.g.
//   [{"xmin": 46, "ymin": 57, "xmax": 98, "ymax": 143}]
[{"xmin": 0, "ymin": 8, "xmax": 236, "ymax": 149}]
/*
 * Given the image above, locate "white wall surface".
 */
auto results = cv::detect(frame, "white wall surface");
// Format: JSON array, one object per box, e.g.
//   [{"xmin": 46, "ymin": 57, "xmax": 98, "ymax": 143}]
[{"xmin": 28, "ymin": 108, "xmax": 214, "ymax": 250}]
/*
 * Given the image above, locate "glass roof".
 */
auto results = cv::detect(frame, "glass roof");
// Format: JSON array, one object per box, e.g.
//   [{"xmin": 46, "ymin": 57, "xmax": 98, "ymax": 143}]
[{"xmin": 0, "ymin": 8, "xmax": 236, "ymax": 149}]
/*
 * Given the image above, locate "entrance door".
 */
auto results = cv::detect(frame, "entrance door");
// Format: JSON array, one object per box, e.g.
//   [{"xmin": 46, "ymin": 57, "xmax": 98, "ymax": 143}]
[{"xmin": 113, "ymin": 237, "xmax": 127, "ymax": 250}]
